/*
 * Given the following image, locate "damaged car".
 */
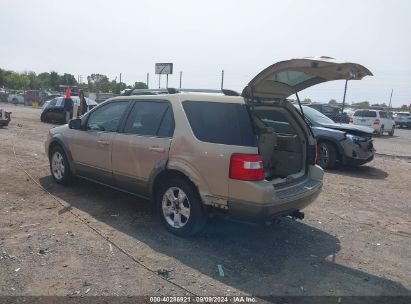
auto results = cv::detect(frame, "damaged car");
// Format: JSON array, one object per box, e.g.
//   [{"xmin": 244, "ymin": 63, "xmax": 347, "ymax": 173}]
[{"xmin": 298, "ymin": 105, "xmax": 375, "ymax": 169}]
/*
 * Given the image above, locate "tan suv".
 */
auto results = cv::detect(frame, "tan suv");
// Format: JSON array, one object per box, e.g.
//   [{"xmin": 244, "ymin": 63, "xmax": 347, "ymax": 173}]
[{"xmin": 45, "ymin": 57, "xmax": 371, "ymax": 236}]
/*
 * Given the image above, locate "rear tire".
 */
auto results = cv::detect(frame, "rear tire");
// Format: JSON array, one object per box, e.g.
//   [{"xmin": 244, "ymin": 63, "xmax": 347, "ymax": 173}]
[
  {"xmin": 49, "ymin": 146, "xmax": 71, "ymax": 185},
  {"xmin": 379, "ymin": 126, "xmax": 384, "ymax": 136},
  {"xmin": 156, "ymin": 177, "xmax": 207, "ymax": 237},
  {"xmin": 388, "ymin": 125, "xmax": 395, "ymax": 136},
  {"xmin": 317, "ymin": 142, "xmax": 337, "ymax": 170}
]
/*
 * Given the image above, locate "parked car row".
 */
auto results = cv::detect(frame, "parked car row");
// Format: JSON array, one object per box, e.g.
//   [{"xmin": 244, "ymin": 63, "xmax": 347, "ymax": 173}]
[
  {"xmin": 306, "ymin": 103, "xmax": 349, "ymax": 123},
  {"xmin": 45, "ymin": 57, "xmax": 373, "ymax": 236}
]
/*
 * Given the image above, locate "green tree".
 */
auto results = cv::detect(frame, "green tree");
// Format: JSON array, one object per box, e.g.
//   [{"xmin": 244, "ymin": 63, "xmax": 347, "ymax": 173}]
[
  {"xmin": 87, "ymin": 74, "xmax": 111, "ymax": 93},
  {"xmin": 0, "ymin": 68, "xmax": 6, "ymax": 87},
  {"xmin": 60, "ymin": 73, "xmax": 77, "ymax": 86},
  {"xmin": 134, "ymin": 81, "xmax": 148, "ymax": 89},
  {"xmin": 400, "ymin": 105, "xmax": 408, "ymax": 110},
  {"xmin": 4, "ymin": 71, "xmax": 30, "ymax": 90},
  {"xmin": 37, "ymin": 72, "xmax": 51, "ymax": 89},
  {"xmin": 371, "ymin": 102, "xmax": 387, "ymax": 107},
  {"xmin": 328, "ymin": 99, "xmax": 337, "ymax": 106},
  {"xmin": 303, "ymin": 98, "xmax": 312, "ymax": 103},
  {"xmin": 49, "ymin": 71, "xmax": 60, "ymax": 91},
  {"xmin": 352, "ymin": 101, "xmax": 370, "ymax": 108}
]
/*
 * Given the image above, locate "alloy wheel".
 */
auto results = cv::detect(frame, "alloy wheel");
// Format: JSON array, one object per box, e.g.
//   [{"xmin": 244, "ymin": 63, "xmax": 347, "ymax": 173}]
[
  {"xmin": 162, "ymin": 187, "xmax": 191, "ymax": 228},
  {"xmin": 51, "ymin": 151, "xmax": 65, "ymax": 181},
  {"xmin": 318, "ymin": 144, "xmax": 329, "ymax": 168}
]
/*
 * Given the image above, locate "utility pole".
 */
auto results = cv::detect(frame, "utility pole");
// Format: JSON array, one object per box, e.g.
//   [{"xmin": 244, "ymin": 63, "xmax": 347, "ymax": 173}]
[
  {"xmin": 166, "ymin": 74, "xmax": 169, "ymax": 89},
  {"xmin": 221, "ymin": 70, "xmax": 224, "ymax": 90},
  {"xmin": 179, "ymin": 71, "xmax": 182, "ymax": 88},
  {"xmin": 119, "ymin": 73, "xmax": 122, "ymax": 94},
  {"xmin": 147, "ymin": 73, "xmax": 149, "ymax": 89},
  {"xmin": 389, "ymin": 88, "xmax": 394, "ymax": 110}
]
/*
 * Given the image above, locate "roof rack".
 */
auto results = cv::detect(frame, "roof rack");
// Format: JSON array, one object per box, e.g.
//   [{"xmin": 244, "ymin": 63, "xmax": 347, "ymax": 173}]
[{"xmin": 121, "ymin": 88, "xmax": 240, "ymax": 97}]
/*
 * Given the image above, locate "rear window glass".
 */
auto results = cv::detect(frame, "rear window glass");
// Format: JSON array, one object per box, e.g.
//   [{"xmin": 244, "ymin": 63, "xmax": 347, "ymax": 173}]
[
  {"xmin": 182, "ymin": 101, "xmax": 256, "ymax": 146},
  {"xmin": 354, "ymin": 110, "xmax": 376, "ymax": 118},
  {"xmin": 253, "ymin": 109, "xmax": 297, "ymax": 135},
  {"xmin": 397, "ymin": 113, "xmax": 410, "ymax": 117},
  {"xmin": 379, "ymin": 111, "xmax": 387, "ymax": 118},
  {"xmin": 268, "ymin": 71, "xmax": 315, "ymax": 86}
]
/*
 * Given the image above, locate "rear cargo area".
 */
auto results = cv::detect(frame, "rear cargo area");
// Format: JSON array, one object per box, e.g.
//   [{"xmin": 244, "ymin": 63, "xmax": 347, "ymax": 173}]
[{"xmin": 251, "ymin": 105, "xmax": 307, "ymax": 182}]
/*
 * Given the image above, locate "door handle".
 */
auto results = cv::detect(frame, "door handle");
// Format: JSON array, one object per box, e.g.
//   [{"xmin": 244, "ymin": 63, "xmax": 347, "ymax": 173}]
[
  {"xmin": 97, "ymin": 140, "xmax": 110, "ymax": 146},
  {"xmin": 149, "ymin": 146, "xmax": 165, "ymax": 153}
]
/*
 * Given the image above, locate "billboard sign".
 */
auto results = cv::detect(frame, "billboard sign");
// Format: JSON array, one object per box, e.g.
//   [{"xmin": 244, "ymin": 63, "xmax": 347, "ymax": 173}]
[{"xmin": 155, "ymin": 63, "xmax": 173, "ymax": 75}]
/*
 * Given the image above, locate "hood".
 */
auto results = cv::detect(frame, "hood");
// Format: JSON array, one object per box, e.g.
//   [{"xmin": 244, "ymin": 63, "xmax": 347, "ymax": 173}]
[
  {"xmin": 242, "ymin": 56, "xmax": 373, "ymax": 100},
  {"xmin": 321, "ymin": 123, "xmax": 374, "ymax": 136}
]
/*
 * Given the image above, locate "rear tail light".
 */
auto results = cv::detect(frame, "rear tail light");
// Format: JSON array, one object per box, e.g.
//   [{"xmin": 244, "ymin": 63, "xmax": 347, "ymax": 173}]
[
  {"xmin": 229, "ymin": 153, "xmax": 264, "ymax": 181},
  {"xmin": 308, "ymin": 144, "xmax": 317, "ymax": 166},
  {"xmin": 373, "ymin": 119, "xmax": 380, "ymax": 125},
  {"xmin": 349, "ymin": 117, "xmax": 353, "ymax": 123}
]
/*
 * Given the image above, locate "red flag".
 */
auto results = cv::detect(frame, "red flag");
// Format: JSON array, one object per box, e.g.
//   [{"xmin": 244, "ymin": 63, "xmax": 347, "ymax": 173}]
[{"xmin": 65, "ymin": 87, "xmax": 71, "ymax": 99}]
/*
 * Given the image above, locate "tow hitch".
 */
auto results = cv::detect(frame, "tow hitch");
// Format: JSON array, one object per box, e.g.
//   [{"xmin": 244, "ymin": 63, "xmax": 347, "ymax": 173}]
[{"xmin": 291, "ymin": 210, "xmax": 304, "ymax": 220}]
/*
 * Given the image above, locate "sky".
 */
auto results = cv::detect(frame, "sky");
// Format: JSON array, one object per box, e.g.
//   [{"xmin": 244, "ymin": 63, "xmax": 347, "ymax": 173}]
[{"xmin": 0, "ymin": 0, "xmax": 410, "ymax": 106}]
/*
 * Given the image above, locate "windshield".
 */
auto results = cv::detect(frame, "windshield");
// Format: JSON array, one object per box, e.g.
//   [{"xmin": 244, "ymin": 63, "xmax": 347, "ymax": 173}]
[{"xmin": 299, "ymin": 106, "xmax": 335, "ymax": 124}]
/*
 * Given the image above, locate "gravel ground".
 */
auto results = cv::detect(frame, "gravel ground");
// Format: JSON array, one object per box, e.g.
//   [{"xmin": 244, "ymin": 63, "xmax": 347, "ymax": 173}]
[
  {"xmin": 0, "ymin": 105, "xmax": 410, "ymax": 297},
  {"xmin": 373, "ymin": 128, "xmax": 411, "ymax": 158}
]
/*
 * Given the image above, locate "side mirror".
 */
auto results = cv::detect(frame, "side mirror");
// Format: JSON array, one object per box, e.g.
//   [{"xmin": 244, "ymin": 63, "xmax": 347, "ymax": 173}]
[{"xmin": 69, "ymin": 118, "xmax": 82, "ymax": 130}]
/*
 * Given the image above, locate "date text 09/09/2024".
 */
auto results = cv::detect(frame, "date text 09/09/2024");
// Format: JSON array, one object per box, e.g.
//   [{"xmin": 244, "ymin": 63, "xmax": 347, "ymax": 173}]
[{"xmin": 149, "ymin": 296, "xmax": 257, "ymax": 303}]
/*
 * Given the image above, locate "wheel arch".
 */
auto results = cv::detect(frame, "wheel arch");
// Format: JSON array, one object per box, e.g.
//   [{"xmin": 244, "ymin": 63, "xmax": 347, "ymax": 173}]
[
  {"xmin": 316, "ymin": 137, "xmax": 343, "ymax": 161},
  {"xmin": 150, "ymin": 169, "xmax": 201, "ymax": 203}
]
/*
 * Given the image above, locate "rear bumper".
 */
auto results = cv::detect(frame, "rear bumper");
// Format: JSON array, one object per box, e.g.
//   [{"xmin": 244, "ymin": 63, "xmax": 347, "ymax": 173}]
[
  {"xmin": 227, "ymin": 178, "xmax": 322, "ymax": 222},
  {"xmin": 0, "ymin": 118, "xmax": 10, "ymax": 126}
]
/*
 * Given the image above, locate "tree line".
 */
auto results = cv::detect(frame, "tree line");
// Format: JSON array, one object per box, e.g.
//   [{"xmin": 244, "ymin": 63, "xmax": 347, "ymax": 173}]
[
  {"xmin": 0, "ymin": 68, "xmax": 147, "ymax": 94},
  {"xmin": 328, "ymin": 99, "xmax": 410, "ymax": 110}
]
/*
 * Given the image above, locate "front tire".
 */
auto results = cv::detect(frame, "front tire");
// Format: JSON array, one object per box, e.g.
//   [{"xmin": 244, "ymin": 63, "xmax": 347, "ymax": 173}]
[
  {"xmin": 156, "ymin": 178, "xmax": 207, "ymax": 237},
  {"xmin": 49, "ymin": 146, "xmax": 71, "ymax": 184},
  {"xmin": 317, "ymin": 142, "xmax": 337, "ymax": 169}
]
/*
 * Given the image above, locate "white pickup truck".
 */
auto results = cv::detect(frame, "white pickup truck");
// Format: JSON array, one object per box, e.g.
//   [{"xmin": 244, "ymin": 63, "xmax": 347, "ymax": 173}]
[{"xmin": 7, "ymin": 93, "xmax": 25, "ymax": 104}]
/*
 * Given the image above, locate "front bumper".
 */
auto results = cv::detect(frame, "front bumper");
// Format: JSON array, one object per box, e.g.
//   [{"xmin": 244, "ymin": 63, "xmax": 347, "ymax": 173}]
[
  {"xmin": 227, "ymin": 178, "xmax": 322, "ymax": 222},
  {"xmin": 340, "ymin": 137, "xmax": 375, "ymax": 166},
  {"xmin": 344, "ymin": 154, "xmax": 374, "ymax": 166}
]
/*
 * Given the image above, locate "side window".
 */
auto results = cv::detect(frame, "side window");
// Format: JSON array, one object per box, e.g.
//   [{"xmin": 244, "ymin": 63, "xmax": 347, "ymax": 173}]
[
  {"xmin": 49, "ymin": 98, "xmax": 58, "ymax": 106},
  {"xmin": 123, "ymin": 101, "xmax": 174, "ymax": 137},
  {"xmin": 182, "ymin": 101, "xmax": 256, "ymax": 146},
  {"xmin": 86, "ymin": 102, "xmax": 129, "ymax": 132},
  {"xmin": 254, "ymin": 109, "xmax": 297, "ymax": 135},
  {"xmin": 322, "ymin": 106, "xmax": 334, "ymax": 114},
  {"xmin": 379, "ymin": 111, "xmax": 387, "ymax": 118}
]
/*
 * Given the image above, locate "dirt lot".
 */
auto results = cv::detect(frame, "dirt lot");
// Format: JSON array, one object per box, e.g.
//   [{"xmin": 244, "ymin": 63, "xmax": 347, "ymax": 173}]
[{"xmin": 0, "ymin": 105, "xmax": 411, "ymax": 297}]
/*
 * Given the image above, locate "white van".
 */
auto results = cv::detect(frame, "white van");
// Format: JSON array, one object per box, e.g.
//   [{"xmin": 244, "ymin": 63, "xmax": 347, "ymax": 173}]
[{"xmin": 353, "ymin": 109, "xmax": 395, "ymax": 136}]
